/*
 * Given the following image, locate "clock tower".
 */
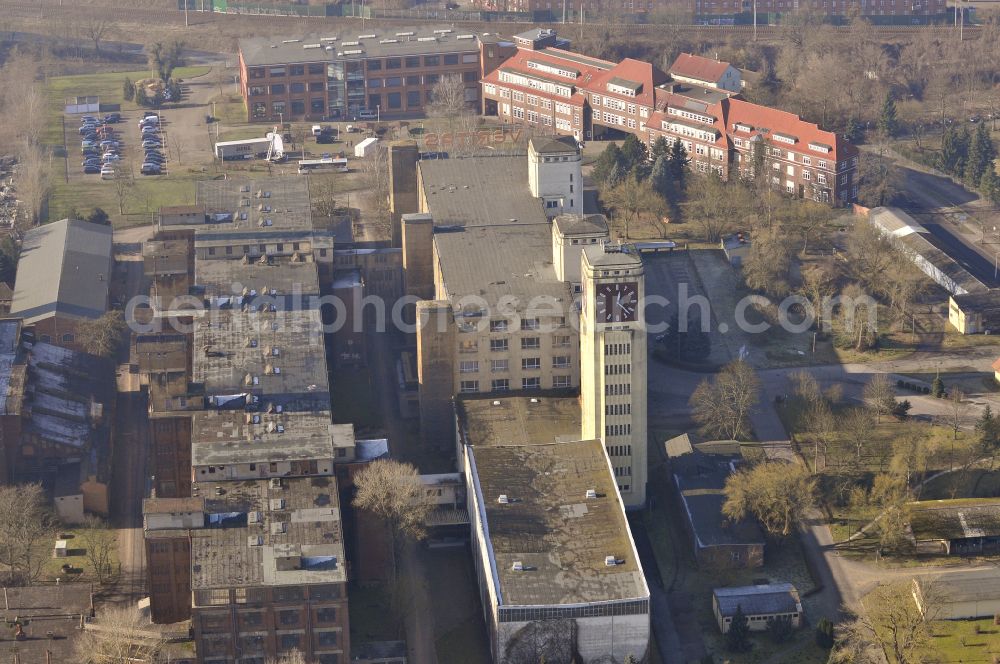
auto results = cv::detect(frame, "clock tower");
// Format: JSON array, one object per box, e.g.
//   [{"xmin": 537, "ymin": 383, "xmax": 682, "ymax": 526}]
[{"xmin": 580, "ymin": 243, "xmax": 647, "ymax": 507}]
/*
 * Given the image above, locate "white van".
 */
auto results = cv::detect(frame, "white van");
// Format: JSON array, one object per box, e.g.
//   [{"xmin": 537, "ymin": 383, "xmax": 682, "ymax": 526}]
[{"xmin": 311, "ymin": 125, "xmax": 323, "ymax": 136}]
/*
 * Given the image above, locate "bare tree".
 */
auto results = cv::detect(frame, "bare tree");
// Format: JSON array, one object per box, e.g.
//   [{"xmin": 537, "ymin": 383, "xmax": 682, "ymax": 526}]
[
  {"xmin": 74, "ymin": 605, "xmax": 166, "ymax": 664},
  {"xmin": 80, "ymin": 516, "xmax": 119, "ymax": 586},
  {"xmin": 689, "ymin": 360, "xmax": 761, "ymax": 441},
  {"xmin": 0, "ymin": 484, "xmax": 57, "ymax": 585},
  {"xmin": 833, "ymin": 581, "xmax": 940, "ymax": 664},
  {"xmin": 266, "ymin": 651, "xmax": 315, "ymax": 664},
  {"xmin": 427, "ymin": 74, "xmax": 473, "ymax": 130},
  {"xmin": 353, "ymin": 459, "xmax": 433, "ymax": 579},
  {"xmin": 947, "ymin": 388, "xmax": 971, "ymax": 441},
  {"xmin": 16, "ymin": 146, "xmax": 49, "ymax": 231},
  {"xmin": 77, "ymin": 311, "xmax": 128, "ymax": 359},
  {"xmin": 360, "ymin": 147, "xmax": 392, "ymax": 240},
  {"xmin": 111, "ymin": 162, "xmax": 133, "ymax": 215},
  {"xmin": 602, "ymin": 174, "xmax": 666, "ymax": 239},
  {"xmin": 863, "ymin": 374, "xmax": 896, "ymax": 424},
  {"xmin": 842, "ymin": 407, "xmax": 876, "ymax": 463},
  {"xmin": 722, "ymin": 461, "xmax": 816, "ymax": 537},
  {"xmin": 683, "ymin": 173, "xmax": 754, "ymax": 242},
  {"xmin": 169, "ymin": 134, "xmax": 185, "ymax": 166},
  {"xmin": 83, "ymin": 18, "xmax": 109, "ymax": 55}
]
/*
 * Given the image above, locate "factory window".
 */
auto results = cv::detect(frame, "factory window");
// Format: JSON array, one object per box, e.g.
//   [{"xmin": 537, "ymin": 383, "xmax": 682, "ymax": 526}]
[
  {"xmin": 315, "ymin": 607, "xmax": 338, "ymax": 624},
  {"xmin": 308, "ymin": 63, "xmax": 325, "ymax": 75},
  {"xmin": 316, "ymin": 631, "xmax": 340, "ymax": 647},
  {"xmin": 62, "ymin": 334, "xmax": 75, "ymax": 343},
  {"xmin": 386, "ymin": 77, "xmax": 402, "ymax": 88},
  {"xmin": 490, "ymin": 339, "xmax": 508, "ymax": 352},
  {"xmin": 270, "ymin": 84, "xmax": 286, "ymax": 95},
  {"xmin": 492, "ymin": 379, "xmax": 510, "ymax": 391},
  {"xmin": 290, "ymin": 65, "xmax": 305, "ymax": 76},
  {"xmin": 554, "ymin": 335, "xmax": 571, "ymax": 347},
  {"xmin": 367, "ymin": 59, "xmax": 382, "ymax": 71},
  {"xmin": 279, "ymin": 609, "xmax": 301, "ymax": 626},
  {"xmin": 491, "ymin": 359, "xmax": 508, "ymax": 373},
  {"xmin": 459, "ymin": 360, "xmax": 479, "ymax": 373},
  {"xmin": 405, "ymin": 56, "xmax": 421, "ymax": 68},
  {"xmin": 386, "ymin": 58, "xmax": 402, "ymax": 69},
  {"xmin": 460, "ymin": 380, "xmax": 479, "ymax": 393},
  {"xmin": 444, "ymin": 54, "xmax": 459, "ymax": 65},
  {"xmin": 388, "ymin": 92, "xmax": 402, "ymax": 109},
  {"xmin": 553, "ymin": 375, "xmax": 571, "ymax": 388},
  {"xmin": 407, "ymin": 91, "xmax": 421, "ymax": 107},
  {"xmin": 490, "ymin": 319, "xmax": 508, "ymax": 332},
  {"xmin": 279, "ymin": 634, "xmax": 302, "ymax": 651},
  {"xmin": 290, "ymin": 82, "xmax": 305, "ymax": 93},
  {"xmin": 552, "ymin": 356, "xmax": 570, "ymax": 368},
  {"xmin": 406, "ymin": 75, "xmax": 421, "ymax": 85},
  {"xmin": 424, "ymin": 55, "xmax": 440, "ymax": 66},
  {"xmin": 521, "ymin": 318, "xmax": 539, "ymax": 331},
  {"xmin": 522, "ymin": 377, "xmax": 541, "ymax": 390},
  {"xmin": 522, "ymin": 357, "xmax": 540, "ymax": 370},
  {"xmin": 521, "ymin": 337, "xmax": 540, "ymax": 350}
]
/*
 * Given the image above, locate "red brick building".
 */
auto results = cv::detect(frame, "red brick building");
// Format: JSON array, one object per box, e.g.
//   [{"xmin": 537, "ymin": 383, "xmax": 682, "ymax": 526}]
[
  {"xmin": 238, "ymin": 27, "xmax": 514, "ymax": 123},
  {"xmin": 481, "ymin": 30, "xmax": 858, "ymax": 204}
]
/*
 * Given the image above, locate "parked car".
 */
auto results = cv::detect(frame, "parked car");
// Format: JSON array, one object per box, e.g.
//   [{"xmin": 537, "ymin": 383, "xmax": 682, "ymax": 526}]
[
  {"xmin": 78, "ymin": 125, "xmax": 96, "ymax": 135},
  {"xmin": 83, "ymin": 164, "xmax": 101, "ymax": 174},
  {"xmin": 103, "ymin": 113, "xmax": 120, "ymax": 123},
  {"xmin": 81, "ymin": 140, "xmax": 97, "ymax": 149},
  {"xmin": 143, "ymin": 111, "xmax": 158, "ymax": 118},
  {"xmin": 99, "ymin": 140, "xmax": 119, "ymax": 149},
  {"xmin": 103, "ymin": 153, "xmax": 121, "ymax": 163},
  {"xmin": 144, "ymin": 154, "xmax": 165, "ymax": 164},
  {"xmin": 142, "ymin": 140, "xmax": 161, "ymax": 149},
  {"xmin": 140, "ymin": 163, "xmax": 162, "ymax": 175},
  {"xmin": 141, "ymin": 127, "xmax": 159, "ymax": 136},
  {"xmin": 139, "ymin": 116, "xmax": 160, "ymax": 127}
]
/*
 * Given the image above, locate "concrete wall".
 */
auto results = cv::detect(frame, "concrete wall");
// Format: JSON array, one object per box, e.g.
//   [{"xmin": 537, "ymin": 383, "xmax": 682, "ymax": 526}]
[
  {"xmin": 417, "ymin": 300, "xmax": 456, "ymax": 450},
  {"xmin": 552, "ymin": 225, "xmax": 606, "ymax": 285},
  {"xmin": 401, "ymin": 213, "xmax": 435, "ymax": 301},
  {"xmin": 55, "ymin": 493, "xmax": 85, "ymax": 525},
  {"xmin": 388, "ymin": 142, "xmax": 420, "ymax": 247}
]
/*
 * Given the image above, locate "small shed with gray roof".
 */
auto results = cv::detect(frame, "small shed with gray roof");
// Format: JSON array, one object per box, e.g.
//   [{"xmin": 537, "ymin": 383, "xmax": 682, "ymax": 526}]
[{"xmin": 712, "ymin": 583, "xmax": 802, "ymax": 634}]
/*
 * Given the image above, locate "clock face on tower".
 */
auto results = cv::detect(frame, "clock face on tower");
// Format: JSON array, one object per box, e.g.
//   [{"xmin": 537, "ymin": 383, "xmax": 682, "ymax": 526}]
[{"xmin": 595, "ymin": 282, "xmax": 638, "ymax": 323}]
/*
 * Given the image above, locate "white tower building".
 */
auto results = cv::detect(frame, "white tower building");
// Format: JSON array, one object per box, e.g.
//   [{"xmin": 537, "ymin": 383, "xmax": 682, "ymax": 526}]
[
  {"xmin": 528, "ymin": 136, "xmax": 583, "ymax": 217},
  {"xmin": 579, "ymin": 243, "xmax": 648, "ymax": 508}
]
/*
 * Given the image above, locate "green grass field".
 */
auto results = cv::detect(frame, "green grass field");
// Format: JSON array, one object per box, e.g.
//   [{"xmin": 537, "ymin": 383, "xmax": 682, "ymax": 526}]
[
  {"xmin": 45, "ymin": 173, "xmax": 199, "ymax": 227},
  {"xmin": 923, "ymin": 618, "xmax": 1000, "ymax": 663}
]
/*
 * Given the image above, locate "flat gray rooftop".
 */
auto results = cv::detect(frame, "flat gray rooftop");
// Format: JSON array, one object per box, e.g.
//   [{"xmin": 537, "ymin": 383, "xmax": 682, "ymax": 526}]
[
  {"xmin": 192, "ymin": 308, "xmax": 329, "ymax": 409},
  {"xmin": 434, "ymin": 222, "xmax": 574, "ymax": 313},
  {"xmin": 240, "ymin": 27, "xmax": 484, "ymax": 67},
  {"xmin": 470, "ymin": 440, "xmax": 647, "ymax": 606},
  {"xmin": 457, "ymin": 395, "xmax": 581, "ymax": 447},
  {"xmin": 192, "ymin": 410, "xmax": 353, "ymax": 467},
  {"xmin": 190, "ymin": 476, "xmax": 346, "ymax": 589},
  {"xmin": 195, "ymin": 258, "xmax": 322, "ymax": 299},
  {"xmin": 419, "ymin": 155, "xmax": 546, "ymax": 229},
  {"xmin": 191, "ymin": 177, "xmax": 317, "ymax": 235},
  {"xmin": 916, "ymin": 568, "xmax": 1000, "ymax": 604}
]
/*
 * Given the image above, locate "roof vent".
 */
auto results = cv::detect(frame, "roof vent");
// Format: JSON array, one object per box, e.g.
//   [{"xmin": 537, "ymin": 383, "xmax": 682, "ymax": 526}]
[
  {"xmin": 586, "ymin": 489, "xmax": 597, "ymax": 499},
  {"xmin": 530, "ymin": 398, "xmax": 539, "ymax": 404},
  {"xmin": 512, "ymin": 561, "xmax": 524, "ymax": 571},
  {"xmin": 497, "ymin": 494, "xmax": 510, "ymax": 504},
  {"xmin": 270, "ymin": 478, "xmax": 283, "ymax": 489},
  {"xmin": 605, "ymin": 555, "xmax": 621, "ymax": 566},
  {"xmin": 492, "ymin": 400, "xmax": 501, "ymax": 406}
]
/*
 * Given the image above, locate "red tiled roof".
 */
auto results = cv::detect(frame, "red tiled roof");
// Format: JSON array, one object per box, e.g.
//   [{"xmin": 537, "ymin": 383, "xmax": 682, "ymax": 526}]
[
  {"xmin": 647, "ymin": 108, "xmax": 728, "ymax": 147},
  {"xmin": 670, "ymin": 53, "xmax": 732, "ymax": 84},
  {"xmin": 993, "ymin": 357, "xmax": 1000, "ymax": 372},
  {"xmin": 722, "ymin": 98, "xmax": 855, "ymax": 160}
]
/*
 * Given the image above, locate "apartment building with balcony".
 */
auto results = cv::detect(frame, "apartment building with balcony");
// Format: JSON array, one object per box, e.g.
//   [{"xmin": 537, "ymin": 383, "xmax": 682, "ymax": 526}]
[{"xmin": 238, "ymin": 27, "xmax": 514, "ymax": 123}]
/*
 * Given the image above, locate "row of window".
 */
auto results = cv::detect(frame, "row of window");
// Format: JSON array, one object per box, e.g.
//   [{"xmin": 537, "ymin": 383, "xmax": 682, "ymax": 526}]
[
  {"xmin": 247, "ymin": 63, "xmax": 326, "ymax": 79},
  {"xmin": 605, "ymin": 383, "xmax": 632, "ymax": 396},
  {"xmin": 459, "ymin": 376, "xmax": 571, "ymax": 392},
  {"xmin": 252, "ymin": 99, "xmax": 326, "ymax": 119},
  {"xmin": 605, "ymin": 364, "xmax": 631, "ymax": 375},
  {"xmin": 365, "ymin": 52, "xmax": 477, "ymax": 70},
  {"xmin": 606, "ymin": 403, "xmax": 632, "ymax": 416},
  {"xmin": 459, "ymin": 335, "xmax": 572, "ymax": 353},
  {"xmin": 194, "ymin": 584, "xmax": 341, "ymax": 606},
  {"xmin": 606, "ymin": 423, "xmax": 633, "ymax": 437},
  {"xmin": 613, "ymin": 465, "xmax": 632, "ymax": 477},
  {"xmin": 604, "ymin": 343, "xmax": 631, "ymax": 356},
  {"xmin": 608, "ymin": 444, "xmax": 632, "ymax": 457},
  {"xmin": 459, "ymin": 356, "xmax": 571, "ymax": 373},
  {"xmin": 200, "ymin": 607, "xmax": 340, "ymax": 633},
  {"xmin": 369, "ymin": 71, "xmax": 477, "ymax": 88}
]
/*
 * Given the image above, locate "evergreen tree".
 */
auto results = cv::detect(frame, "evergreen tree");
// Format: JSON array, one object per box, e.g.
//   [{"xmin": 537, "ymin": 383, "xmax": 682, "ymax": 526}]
[
  {"xmin": 981, "ymin": 168, "xmax": 1000, "ymax": 205},
  {"xmin": 650, "ymin": 135, "xmax": 670, "ymax": 162},
  {"xmin": 122, "ymin": 78, "xmax": 135, "ymax": 102},
  {"xmin": 650, "ymin": 155, "xmax": 676, "ymax": 201},
  {"xmin": 726, "ymin": 605, "xmax": 752, "ymax": 652},
  {"xmin": 668, "ymin": 139, "xmax": 689, "ymax": 190},
  {"xmin": 940, "ymin": 125, "xmax": 970, "ymax": 176},
  {"xmin": 815, "ymin": 617, "xmax": 835, "ymax": 649},
  {"xmin": 620, "ymin": 134, "xmax": 649, "ymax": 176},
  {"xmin": 0, "ymin": 236, "xmax": 18, "ymax": 287},
  {"xmin": 844, "ymin": 116, "xmax": 864, "ymax": 144},
  {"xmin": 877, "ymin": 93, "xmax": 900, "ymax": 139},
  {"xmin": 976, "ymin": 404, "xmax": 1000, "ymax": 448},
  {"xmin": 932, "ymin": 375, "xmax": 945, "ymax": 399},
  {"xmin": 592, "ymin": 143, "xmax": 624, "ymax": 186},
  {"xmin": 766, "ymin": 615, "xmax": 794, "ymax": 644},
  {"xmin": 966, "ymin": 121, "xmax": 997, "ymax": 184},
  {"xmin": 606, "ymin": 161, "xmax": 626, "ymax": 189}
]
